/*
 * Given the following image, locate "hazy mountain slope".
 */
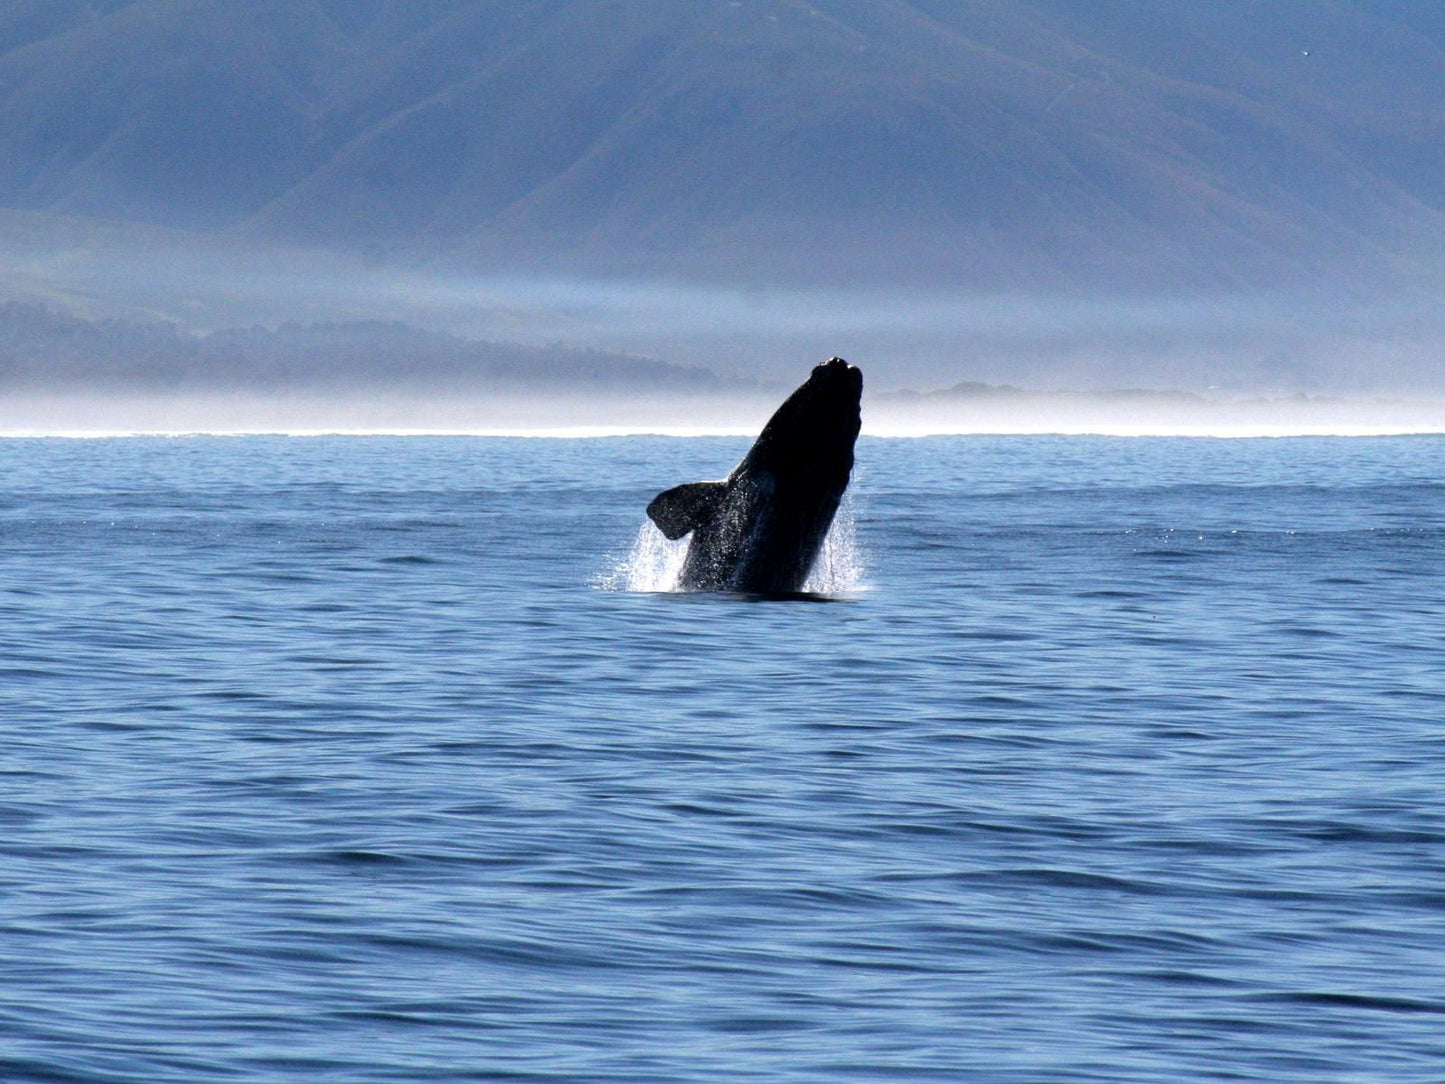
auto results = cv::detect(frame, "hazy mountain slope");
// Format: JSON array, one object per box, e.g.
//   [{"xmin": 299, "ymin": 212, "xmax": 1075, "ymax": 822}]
[
  {"xmin": 0, "ymin": 0, "xmax": 1440, "ymax": 290},
  {"xmin": 0, "ymin": 299, "xmax": 733, "ymax": 392},
  {"xmin": 0, "ymin": 1, "xmax": 346, "ymax": 228}
]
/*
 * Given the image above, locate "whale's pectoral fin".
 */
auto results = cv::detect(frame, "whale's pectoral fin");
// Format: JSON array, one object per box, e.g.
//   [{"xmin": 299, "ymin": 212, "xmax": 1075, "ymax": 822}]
[{"xmin": 647, "ymin": 481, "xmax": 727, "ymax": 540}]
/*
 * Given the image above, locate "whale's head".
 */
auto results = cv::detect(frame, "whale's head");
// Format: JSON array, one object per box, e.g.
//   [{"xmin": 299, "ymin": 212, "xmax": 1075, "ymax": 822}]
[
  {"xmin": 746, "ymin": 357, "xmax": 862, "ymax": 480},
  {"xmin": 794, "ymin": 355, "xmax": 862, "ymax": 438},
  {"xmin": 807, "ymin": 356, "xmax": 864, "ymax": 399}
]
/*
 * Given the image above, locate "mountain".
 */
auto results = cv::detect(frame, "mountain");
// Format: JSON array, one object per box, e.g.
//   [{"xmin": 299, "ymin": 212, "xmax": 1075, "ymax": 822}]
[{"xmin": 0, "ymin": 1, "xmax": 1442, "ymax": 291}]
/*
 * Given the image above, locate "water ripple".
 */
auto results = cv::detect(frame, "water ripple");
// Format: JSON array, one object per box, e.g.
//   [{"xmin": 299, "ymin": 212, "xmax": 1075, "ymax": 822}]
[{"xmin": 1, "ymin": 435, "xmax": 1443, "ymax": 1082}]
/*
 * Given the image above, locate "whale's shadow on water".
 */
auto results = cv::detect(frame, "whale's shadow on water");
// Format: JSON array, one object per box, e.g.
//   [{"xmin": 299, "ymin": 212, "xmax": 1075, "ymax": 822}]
[
  {"xmin": 732, "ymin": 590, "xmax": 854, "ymax": 604},
  {"xmin": 639, "ymin": 357, "xmax": 864, "ymax": 598},
  {"xmin": 653, "ymin": 589, "xmax": 858, "ymax": 604}
]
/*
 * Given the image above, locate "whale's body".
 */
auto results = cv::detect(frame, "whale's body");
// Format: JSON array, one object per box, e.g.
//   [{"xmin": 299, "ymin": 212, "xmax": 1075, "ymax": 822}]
[{"xmin": 647, "ymin": 357, "xmax": 862, "ymax": 594}]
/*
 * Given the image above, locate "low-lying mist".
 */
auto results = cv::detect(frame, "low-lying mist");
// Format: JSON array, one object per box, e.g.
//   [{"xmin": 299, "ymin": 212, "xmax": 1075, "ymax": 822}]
[
  {"xmin": 3, "ymin": 227, "xmax": 1444, "ymax": 434},
  {"xmin": 6, "ymin": 386, "xmax": 1445, "ymax": 439}
]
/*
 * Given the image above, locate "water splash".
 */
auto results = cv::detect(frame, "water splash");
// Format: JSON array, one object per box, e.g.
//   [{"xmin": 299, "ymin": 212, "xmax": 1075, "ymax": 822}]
[
  {"xmin": 598, "ymin": 496, "xmax": 864, "ymax": 595},
  {"xmin": 802, "ymin": 496, "xmax": 862, "ymax": 595},
  {"xmin": 597, "ymin": 521, "xmax": 691, "ymax": 592}
]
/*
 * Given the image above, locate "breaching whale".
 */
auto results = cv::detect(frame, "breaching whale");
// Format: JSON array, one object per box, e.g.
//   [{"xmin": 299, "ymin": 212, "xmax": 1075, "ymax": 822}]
[{"xmin": 647, "ymin": 357, "xmax": 862, "ymax": 594}]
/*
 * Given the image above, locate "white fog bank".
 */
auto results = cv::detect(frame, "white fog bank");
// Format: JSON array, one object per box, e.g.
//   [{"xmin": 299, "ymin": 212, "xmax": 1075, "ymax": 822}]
[
  {"xmin": 4, "ymin": 225, "xmax": 1444, "ymax": 397},
  {"xmin": 4, "ymin": 389, "xmax": 1445, "ymax": 439}
]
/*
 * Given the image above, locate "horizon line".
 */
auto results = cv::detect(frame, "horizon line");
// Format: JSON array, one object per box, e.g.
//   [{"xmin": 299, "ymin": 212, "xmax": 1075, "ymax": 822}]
[{"xmin": 3, "ymin": 424, "xmax": 1444, "ymax": 440}]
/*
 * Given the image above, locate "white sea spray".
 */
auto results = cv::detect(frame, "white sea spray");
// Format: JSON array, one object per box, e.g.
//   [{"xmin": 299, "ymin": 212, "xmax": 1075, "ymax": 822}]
[
  {"xmin": 801, "ymin": 495, "xmax": 862, "ymax": 595},
  {"xmin": 597, "ymin": 521, "xmax": 691, "ymax": 592}
]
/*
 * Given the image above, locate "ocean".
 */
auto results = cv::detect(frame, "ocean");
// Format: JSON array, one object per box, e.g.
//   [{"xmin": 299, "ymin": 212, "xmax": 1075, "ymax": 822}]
[{"xmin": 2, "ymin": 433, "xmax": 1442, "ymax": 1083}]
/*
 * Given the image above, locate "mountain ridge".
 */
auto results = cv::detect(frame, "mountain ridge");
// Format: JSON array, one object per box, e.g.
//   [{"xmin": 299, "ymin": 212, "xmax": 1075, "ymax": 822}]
[{"xmin": 0, "ymin": 1, "xmax": 1441, "ymax": 291}]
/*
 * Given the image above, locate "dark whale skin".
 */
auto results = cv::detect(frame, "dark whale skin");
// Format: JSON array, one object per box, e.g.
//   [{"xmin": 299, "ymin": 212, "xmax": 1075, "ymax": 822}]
[{"xmin": 647, "ymin": 357, "xmax": 862, "ymax": 594}]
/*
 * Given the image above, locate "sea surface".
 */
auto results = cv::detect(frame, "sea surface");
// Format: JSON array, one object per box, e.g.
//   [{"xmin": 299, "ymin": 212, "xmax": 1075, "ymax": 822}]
[{"xmin": 2, "ymin": 434, "xmax": 1443, "ymax": 1083}]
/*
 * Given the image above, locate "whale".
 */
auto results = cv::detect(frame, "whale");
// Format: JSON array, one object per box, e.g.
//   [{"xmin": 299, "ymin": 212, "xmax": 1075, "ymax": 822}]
[{"xmin": 647, "ymin": 357, "xmax": 862, "ymax": 594}]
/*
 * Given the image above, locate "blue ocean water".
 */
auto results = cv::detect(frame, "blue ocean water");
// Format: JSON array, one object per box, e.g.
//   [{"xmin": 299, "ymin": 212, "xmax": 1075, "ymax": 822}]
[{"xmin": 2, "ymin": 434, "xmax": 1443, "ymax": 1083}]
